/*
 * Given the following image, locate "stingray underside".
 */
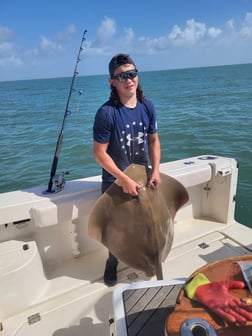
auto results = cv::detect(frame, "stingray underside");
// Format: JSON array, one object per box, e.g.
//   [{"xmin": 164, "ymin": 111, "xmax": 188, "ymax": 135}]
[{"xmin": 88, "ymin": 164, "xmax": 189, "ymax": 278}]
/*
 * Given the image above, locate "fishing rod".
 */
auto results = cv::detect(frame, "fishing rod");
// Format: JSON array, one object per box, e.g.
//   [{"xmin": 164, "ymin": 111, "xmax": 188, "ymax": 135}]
[{"xmin": 46, "ymin": 30, "xmax": 87, "ymax": 193}]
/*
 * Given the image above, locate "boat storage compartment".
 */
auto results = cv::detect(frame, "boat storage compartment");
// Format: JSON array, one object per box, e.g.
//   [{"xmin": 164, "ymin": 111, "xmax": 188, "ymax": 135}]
[{"xmin": 0, "ymin": 240, "xmax": 47, "ymax": 319}]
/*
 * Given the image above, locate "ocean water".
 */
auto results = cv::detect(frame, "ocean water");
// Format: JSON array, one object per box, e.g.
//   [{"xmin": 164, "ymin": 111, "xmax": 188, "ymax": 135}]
[{"xmin": 0, "ymin": 63, "xmax": 251, "ymax": 227}]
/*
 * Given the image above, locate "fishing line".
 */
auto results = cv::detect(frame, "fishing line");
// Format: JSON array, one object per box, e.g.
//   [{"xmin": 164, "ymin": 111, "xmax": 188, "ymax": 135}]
[{"xmin": 46, "ymin": 30, "xmax": 87, "ymax": 193}]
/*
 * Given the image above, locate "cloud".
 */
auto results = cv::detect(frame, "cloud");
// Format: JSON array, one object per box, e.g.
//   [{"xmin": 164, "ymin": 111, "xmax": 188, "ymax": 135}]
[
  {"xmin": 124, "ymin": 27, "xmax": 135, "ymax": 44},
  {"xmin": 38, "ymin": 25, "xmax": 77, "ymax": 55},
  {"xmin": 0, "ymin": 25, "xmax": 14, "ymax": 42},
  {"xmin": 118, "ymin": 18, "xmax": 222, "ymax": 54},
  {"xmin": 0, "ymin": 24, "xmax": 79, "ymax": 74},
  {"xmin": 105, "ymin": 12, "xmax": 252, "ymax": 57},
  {"xmin": 226, "ymin": 19, "xmax": 235, "ymax": 30},
  {"xmin": 169, "ymin": 19, "xmax": 208, "ymax": 45},
  {"xmin": 92, "ymin": 17, "xmax": 116, "ymax": 48},
  {"xmin": 207, "ymin": 27, "xmax": 222, "ymax": 38},
  {"xmin": 0, "ymin": 46, "xmax": 22, "ymax": 67},
  {"xmin": 39, "ymin": 36, "xmax": 63, "ymax": 53},
  {"xmin": 0, "ymin": 25, "xmax": 23, "ymax": 66},
  {"xmin": 240, "ymin": 12, "xmax": 252, "ymax": 37},
  {"xmin": 114, "ymin": 27, "xmax": 135, "ymax": 51},
  {"xmin": 143, "ymin": 19, "xmax": 222, "ymax": 49},
  {"xmin": 56, "ymin": 24, "xmax": 77, "ymax": 42},
  {"xmin": 0, "ymin": 41, "xmax": 13, "ymax": 53}
]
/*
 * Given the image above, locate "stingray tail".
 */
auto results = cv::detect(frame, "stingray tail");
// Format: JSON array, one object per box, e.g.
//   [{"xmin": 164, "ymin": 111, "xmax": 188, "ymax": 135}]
[{"xmin": 155, "ymin": 259, "xmax": 163, "ymax": 280}]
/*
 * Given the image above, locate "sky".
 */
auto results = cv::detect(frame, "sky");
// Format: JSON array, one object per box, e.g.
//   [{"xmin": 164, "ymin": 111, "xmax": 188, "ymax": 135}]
[{"xmin": 1, "ymin": 0, "xmax": 252, "ymax": 81}]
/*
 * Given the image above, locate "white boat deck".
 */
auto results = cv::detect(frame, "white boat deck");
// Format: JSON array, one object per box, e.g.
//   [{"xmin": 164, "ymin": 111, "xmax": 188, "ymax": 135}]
[{"xmin": 1, "ymin": 218, "xmax": 252, "ymax": 336}]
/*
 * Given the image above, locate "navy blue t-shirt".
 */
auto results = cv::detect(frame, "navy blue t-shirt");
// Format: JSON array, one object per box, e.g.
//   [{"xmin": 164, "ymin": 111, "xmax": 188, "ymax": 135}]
[{"xmin": 93, "ymin": 98, "xmax": 158, "ymax": 183}]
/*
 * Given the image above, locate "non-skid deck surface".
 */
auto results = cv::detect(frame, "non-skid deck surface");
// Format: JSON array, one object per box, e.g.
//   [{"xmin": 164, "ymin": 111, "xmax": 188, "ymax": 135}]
[{"xmin": 122, "ymin": 283, "xmax": 183, "ymax": 336}]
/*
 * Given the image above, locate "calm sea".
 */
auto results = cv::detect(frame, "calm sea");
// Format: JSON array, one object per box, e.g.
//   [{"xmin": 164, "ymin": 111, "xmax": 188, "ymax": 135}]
[{"xmin": 0, "ymin": 63, "xmax": 251, "ymax": 227}]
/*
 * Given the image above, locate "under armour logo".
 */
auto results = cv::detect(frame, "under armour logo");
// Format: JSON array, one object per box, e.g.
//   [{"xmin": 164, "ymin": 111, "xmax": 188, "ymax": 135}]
[{"xmin": 126, "ymin": 132, "xmax": 144, "ymax": 146}]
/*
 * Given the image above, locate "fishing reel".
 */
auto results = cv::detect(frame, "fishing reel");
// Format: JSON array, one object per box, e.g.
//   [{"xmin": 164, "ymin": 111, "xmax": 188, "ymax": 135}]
[{"xmin": 51, "ymin": 171, "xmax": 69, "ymax": 193}]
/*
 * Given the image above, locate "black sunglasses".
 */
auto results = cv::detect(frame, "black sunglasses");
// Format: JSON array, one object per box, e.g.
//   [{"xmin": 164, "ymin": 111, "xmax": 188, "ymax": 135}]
[{"xmin": 112, "ymin": 69, "xmax": 138, "ymax": 82}]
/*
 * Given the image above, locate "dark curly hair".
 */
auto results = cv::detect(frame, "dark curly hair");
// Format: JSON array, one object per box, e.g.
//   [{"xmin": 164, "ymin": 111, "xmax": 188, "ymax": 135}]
[{"xmin": 109, "ymin": 84, "xmax": 145, "ymax": 107}]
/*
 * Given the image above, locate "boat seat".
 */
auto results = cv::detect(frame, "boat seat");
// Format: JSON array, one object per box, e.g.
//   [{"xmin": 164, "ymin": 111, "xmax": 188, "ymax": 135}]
[
  {"xmin": 166, "ymin": 162, "xmax": 212, "ymax": 188},
  {"xmin": 30, "ymin": 191, "xmax": 99, "ymax": 227},
  {"xmin": 31, "ymin": 162, "xmax": 212, "ymax": 228}
]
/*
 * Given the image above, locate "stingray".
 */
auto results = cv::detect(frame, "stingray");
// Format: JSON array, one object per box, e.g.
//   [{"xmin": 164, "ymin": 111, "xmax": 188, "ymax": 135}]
[{"xmin": 88, "ymin": 164, "xmax": 189, "ymax": 280}]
